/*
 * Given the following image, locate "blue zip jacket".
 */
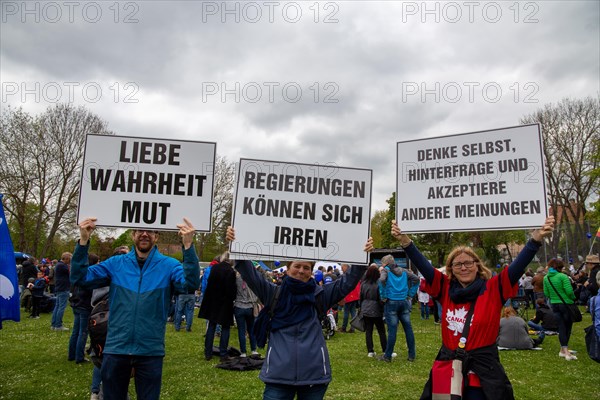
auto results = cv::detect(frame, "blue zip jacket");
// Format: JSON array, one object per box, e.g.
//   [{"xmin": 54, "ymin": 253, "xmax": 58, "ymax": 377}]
[
  {"xmin": 235, "ymin": 260, "xmax": 366, "ymax": 386},
  {"xmin": 70, "ymin": 243, "xmax": 199, "ymax": 356},
  {"xmin": 379, "ymin": 264, "xmax": 419, "ymax": 301}
]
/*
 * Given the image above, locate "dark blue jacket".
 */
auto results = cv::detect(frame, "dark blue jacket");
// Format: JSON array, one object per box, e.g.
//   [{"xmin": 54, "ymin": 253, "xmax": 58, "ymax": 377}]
[
  {"xmin": 70, "ymin": 243, "xmax": 199, "ymax": 356},
  {"xmin": 54, "ymin": 261, "xmax": 70, "ymax": 292},
  {"xmin": 31, "ymin": 278, "xmax": 47, "ymax": 297},
  {"xmin": 235, "ymin": 260, "xmax": 366, "ymax": 386}
]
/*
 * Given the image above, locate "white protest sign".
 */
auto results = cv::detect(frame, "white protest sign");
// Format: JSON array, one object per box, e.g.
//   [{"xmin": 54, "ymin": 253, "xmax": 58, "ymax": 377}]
[
  {"xmin": 230, "ymin": 159, "xmax": 372, "ymax": 264},
  {"xmin": 78, "ymin": 134, "xmax": 216, "ymax": 231},
  {"xmin": 396, "ymin": 124, "xmax": 547, "ymax": 233}
]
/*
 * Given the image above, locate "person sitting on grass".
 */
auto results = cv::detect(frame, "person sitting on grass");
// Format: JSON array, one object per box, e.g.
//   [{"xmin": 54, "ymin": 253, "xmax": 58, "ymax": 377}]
[
  {"xmin": 497, "ymin": 306, "xmax": 543, "ymax": 349},
  {"xmin": 528, "ymin": 298, "xmax": 559, "ymax": 340}
]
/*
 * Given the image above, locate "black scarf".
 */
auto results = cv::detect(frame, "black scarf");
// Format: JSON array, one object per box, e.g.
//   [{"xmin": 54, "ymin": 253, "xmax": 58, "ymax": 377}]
[
  {"xmin": 271, "ymin": 277, "xmax": 317, "ymax": 331},
  {"xmin": 448, "ymin": 277, "xmax": 486, "ymax": 303}
]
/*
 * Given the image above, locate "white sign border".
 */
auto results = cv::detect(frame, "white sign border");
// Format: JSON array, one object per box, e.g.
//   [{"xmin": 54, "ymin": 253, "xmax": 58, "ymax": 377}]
[
  {"xmin": 77, "ymin": 134, "xmax": 217, "ymax": 232},
  {"xmin": 230, "ymin": 158, "xmax": 372, "ymax": 265},
  {"xmin": 395, "ymin": 123, "xmax": 548, "ymax": 234}
]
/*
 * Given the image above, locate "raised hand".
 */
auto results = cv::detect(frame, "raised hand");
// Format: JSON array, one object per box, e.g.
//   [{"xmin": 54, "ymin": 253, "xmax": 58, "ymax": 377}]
[
  {"xmin": 79, "ymin": 217, "xmax": 97, "ymax": 245},
  {"xmin": 177, "ymin": 218, "xmax": 196, "ymax": 250}
]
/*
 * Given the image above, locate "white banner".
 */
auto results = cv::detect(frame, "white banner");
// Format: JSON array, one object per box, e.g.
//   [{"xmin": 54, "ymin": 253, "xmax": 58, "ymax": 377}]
[
  {"xmin": 78, "ymin": 134, "xmax": 216, "ymax": 231},
  {"xmin": 396, "ymin": 124, "xmax": 547, "ymax": 233},
  {"xmin": 230, "ymin": 159, "xmax": 372, "ymax": 264}
]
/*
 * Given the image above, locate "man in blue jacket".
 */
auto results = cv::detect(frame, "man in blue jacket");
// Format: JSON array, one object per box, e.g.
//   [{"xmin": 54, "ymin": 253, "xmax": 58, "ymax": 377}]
[
  {"xmin": 378, "ymin": 254, "xmax": 420, "ymax": 362},
  {"xmin": 72, "ymin": 217, "xmax": 200, "ymax": 400}
]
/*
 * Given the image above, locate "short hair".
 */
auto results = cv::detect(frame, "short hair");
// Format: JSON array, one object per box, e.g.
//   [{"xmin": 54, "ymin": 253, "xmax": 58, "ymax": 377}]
[
  {"xmin": 112, "ymin": 246, "xmax": 129, "ymax": 256},
  {"xmin": 88, "ymin": 253, "xmax": 100, "ymax": 265},
  {"xmin": 381, "ymin": 255, "xmax": 395, "ymax": 267},
  {"xmin": 536, "ymin": 298, "xmax": 546, "ymax": 306},
  {"xmin": 288, "ymin": 261, "xmax": 315, "ymax": 269}
]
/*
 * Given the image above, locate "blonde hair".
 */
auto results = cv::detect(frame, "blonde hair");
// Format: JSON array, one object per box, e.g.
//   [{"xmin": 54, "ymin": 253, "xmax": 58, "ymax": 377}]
[{"xmin": 444, "ymin": 246, "xmax": 491, "ymax": 282}]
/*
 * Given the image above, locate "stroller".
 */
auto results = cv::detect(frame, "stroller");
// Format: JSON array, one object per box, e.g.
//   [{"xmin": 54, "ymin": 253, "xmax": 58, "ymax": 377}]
[
  {"xmin": 321, "ymin": 308, "xmax": 337, "ymax": 340},
  {"xmin": 39, "ymin": 293, "xmax": 56, "ymax": 313}
]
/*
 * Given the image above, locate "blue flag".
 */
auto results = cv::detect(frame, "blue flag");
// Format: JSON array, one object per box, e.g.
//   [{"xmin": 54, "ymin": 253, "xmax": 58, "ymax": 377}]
[{"xmin": 0, "ymin": 194, "xmax": 20, "ymax": 328}]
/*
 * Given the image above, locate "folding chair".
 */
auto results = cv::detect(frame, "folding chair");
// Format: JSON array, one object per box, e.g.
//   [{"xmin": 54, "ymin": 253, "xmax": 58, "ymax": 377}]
[{"xmin": 511, "ymin": 296, "xmax": 529, "ymax": 320}]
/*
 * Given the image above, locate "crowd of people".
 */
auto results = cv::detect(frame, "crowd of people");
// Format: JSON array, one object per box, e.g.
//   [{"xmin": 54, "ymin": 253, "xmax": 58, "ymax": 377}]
[{"xmin": 13, "ymin": 215, "xmax": 600, "ymax": 400}]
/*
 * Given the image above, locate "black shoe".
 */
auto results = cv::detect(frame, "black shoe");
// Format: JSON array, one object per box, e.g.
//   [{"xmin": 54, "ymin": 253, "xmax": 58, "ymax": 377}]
[
  {"xmin": 377, "ymin": 355, "xmax": 391, "ymax": 362},
  {"xmin": 76, "ymin": 358, "xmax": 90, "ymax": 364},
  {"xmin": 407, "ymin": 357, "xmax": 415, "ymax": 362},
  {"xmin": 205, "ymin": 355, "xmax": 213, "ymax": 361}
]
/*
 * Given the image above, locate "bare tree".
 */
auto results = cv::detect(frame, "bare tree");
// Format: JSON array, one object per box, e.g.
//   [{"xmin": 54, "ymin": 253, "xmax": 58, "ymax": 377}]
[
  {"xmin": 521, "ymin": 96, "xmax": 600, "ymax": 261},
  {"xmin": 196, "ymin": 155, "xmax": 235, "ymax": 260},
  {"xmin": 0, "ymin": 104, "xmax": 112, "ymax": 257}
]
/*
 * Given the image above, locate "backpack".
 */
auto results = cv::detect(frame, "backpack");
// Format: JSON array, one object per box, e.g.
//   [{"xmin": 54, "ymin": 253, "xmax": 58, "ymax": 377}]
[
  {"xmin": 585, "ymin": 296, "xmax": 600, "ymax": 363},
  {"xmin": 88, "ymin": 297, "xmax": 110, "ymax": 368}
]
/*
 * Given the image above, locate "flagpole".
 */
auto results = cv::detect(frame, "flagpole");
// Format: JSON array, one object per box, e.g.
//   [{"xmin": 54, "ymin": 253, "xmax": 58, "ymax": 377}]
[{"xmin": 590, "ymin": 228, "xmax": 600, "ymax": 255}]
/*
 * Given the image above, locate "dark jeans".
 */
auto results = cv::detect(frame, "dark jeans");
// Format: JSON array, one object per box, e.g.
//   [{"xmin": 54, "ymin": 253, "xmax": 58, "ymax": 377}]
[
  {"xmin": 384, "ymin": 299, "xmax": 415, "ymax": 359},
  {"xmin": 51, "ymin": 290, "xmax": 69, "ymax": 328},
  {"xmin": 91, "ymin": 365, "xmax": 101, "ymax": 394},
  {"xmin": 432, "ymin": 301, "xmax": 440, "ymax": 323},
  {"xmin": 174, "ymin": 293, "xmax": 195, "ymax": 331},
  {"xmin": 341, "ymin": 300, "xmax": 358, "ymax": 330},
  {"xmin": 31, "ymin": 296, "xmax": 42, "ymax": 317},
  {"xmin": 233, "ymin": 306, "xmax": 257, "ymax": 354},
  {"xmin": 68, "ymin": 307, "xmax": 91, "ymax": 362},
  {"xmin": 205, "ymin": 320, "xmax": 231, "ymax": 357},
  {"xmin": 102, "ymin": 354, "xmax": 164, "ymax": 400},
  {"xmin": 363, "ymin": 315, "xmax": 386, "ymax": 353},
  {"xmin": 551, "ymin": 303, "xmax": 573, "ymax": 347},
  {"xmin": 263, "ymin": 383, "xmax": 329, "ymax": 400},
  {"xmin": 527, "ymin": 321, "xmax": 547, "ymax": 343},
  {"xmin": 525, "ymin": 289, "xmax": 535, "ymax": 308}
]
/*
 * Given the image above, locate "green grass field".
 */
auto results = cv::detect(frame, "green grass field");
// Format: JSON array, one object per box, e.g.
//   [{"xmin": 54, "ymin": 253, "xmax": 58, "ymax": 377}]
[{"xmin": 1, "ymin": 307, "xmax": 598, "ymax": 400}]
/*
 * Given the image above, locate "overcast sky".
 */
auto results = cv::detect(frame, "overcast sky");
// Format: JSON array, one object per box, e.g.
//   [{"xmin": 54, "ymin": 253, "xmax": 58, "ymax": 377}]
[{"xmin": 1, "ymin": 0, "xmax": 599, "ymax": 213}]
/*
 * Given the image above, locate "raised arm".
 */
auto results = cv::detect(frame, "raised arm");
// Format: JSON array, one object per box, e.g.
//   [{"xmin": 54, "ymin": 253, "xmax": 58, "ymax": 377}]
[
  {"xmin": 175, "ymin": 218, "xmax": 200, "ymax": 291},
  {"xmin": 507, "ymin": 216, "xmax": 554, "ymax": 285},
  {"xmin": 71, "ymin": 217, "xmax": 111, "ymax": 289},
  {"xmin": 320, "ymin": 237, "xmax": 372, "ymax": 309},
  {"xmin": 226, "ymin": 226, "xmax": 275, "ymax": 304},
  {"xmin": 391, "ymin": 220, "xmax": 436, "ymax": 284}
]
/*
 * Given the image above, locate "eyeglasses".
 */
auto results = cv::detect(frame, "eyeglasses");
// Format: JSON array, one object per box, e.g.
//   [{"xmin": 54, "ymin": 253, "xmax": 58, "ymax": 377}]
[
  {"xmin": 451, "ymin": 260, "xmax": 477, "ymax": 269},
  {"xmin": 134, "ymin": 230, "xmax": 159, "ymax": 236}
]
